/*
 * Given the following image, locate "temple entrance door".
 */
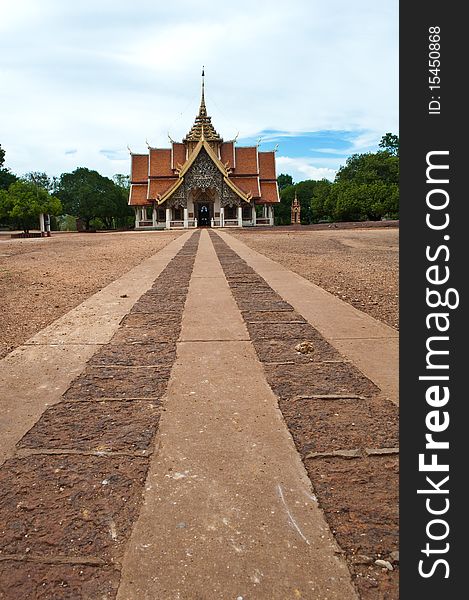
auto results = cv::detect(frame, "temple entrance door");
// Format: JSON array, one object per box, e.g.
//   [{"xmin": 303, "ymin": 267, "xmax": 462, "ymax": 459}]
[{"xmin": 197, "ymin": 203, "xmax": 211, "ymax": 227}]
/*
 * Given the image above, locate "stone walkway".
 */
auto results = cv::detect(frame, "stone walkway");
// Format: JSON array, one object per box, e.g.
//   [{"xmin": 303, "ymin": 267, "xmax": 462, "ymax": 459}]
[{"xmin": 0, "ymin": 230, "xmax": 398, "ymax": 599}]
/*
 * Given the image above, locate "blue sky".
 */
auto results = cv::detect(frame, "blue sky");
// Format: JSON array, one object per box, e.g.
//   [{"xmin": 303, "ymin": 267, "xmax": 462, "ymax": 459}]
[{"xmin": 0, "ymin": 0, "xmax": 398, "ymax": 183}]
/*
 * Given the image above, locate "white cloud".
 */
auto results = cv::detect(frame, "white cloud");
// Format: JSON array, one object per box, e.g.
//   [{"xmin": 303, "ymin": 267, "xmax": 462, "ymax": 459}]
[
  {"xmin": 0, "ymin": 0, "xmax": 398, "ymax": 178},
  {"xmin": 276, "ymin": 156, "xmax": 338, "ymax": 182}
]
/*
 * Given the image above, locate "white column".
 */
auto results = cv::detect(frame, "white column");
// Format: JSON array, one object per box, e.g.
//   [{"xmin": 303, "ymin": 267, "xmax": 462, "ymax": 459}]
[
  {"xmin": 135, "ymin": 208, "xmax": 139, "ymax": 229},
  {"xmin": 269, "ymin": 205, "xmax": 274, "ymax": 226},
  {"xmin": 263, "ymin": 204, "xmax": 267, "ymax": 218},
  {"xmin": 252, "ymin": 204, "xmax": 257, "ymax": 226},
  {"xmin": 165, "ymin": 208, "xmax": 171, "ymax": 229},
  {"xmin": 220, "ymin": 207, "xmax": 224, "ymax": 227},
  {"xmin": 39, "ymin": 212, "xmax": 45, "ymax": 236},
  {"xmin": 45, "ymin": 214, "xmax": 51, "ymax": 236},
  {"xmin": 184, "ymin": 208, "xmax": 189, "ymax": 229},
  {"xmin": 152, "ymin": 206, "xmax": 157, "ymax": 227},
  {"xmin": 237, "ymin": 206, "xmax": 243, "ymax": 227}
]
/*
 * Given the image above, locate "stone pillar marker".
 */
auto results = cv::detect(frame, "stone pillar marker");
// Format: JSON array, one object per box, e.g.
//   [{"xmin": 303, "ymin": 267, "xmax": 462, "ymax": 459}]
[
  {"xmin": 134, "ymin": 208, "xmax": 139, "ymax": 229},
  {"xmin": 269, "ymin": 205, "xmax": 274, "ymax": 225},
  {"xmin": 39, "ymin": 213, "xmax": 45, "ymax": 237},
  {"xmin": 237, "ymin": 205, "xmax": 243, "ymax": 227},
  {"xmin": 45, "ymin": 214, "xmax": 51, "ymax": 237},
  {"xmin": 252, "ymin": 204, "xmax": 257, "ymax": 226},
  {"xmin": 183, "ymin": 208, "xmax": 189, "ymax": 229},
  {"xmin": 220, "ymin": 206, "xmax": 224, "ymax": 227},
  {"xmin": 165, "ymin": 208, "xmax": 171, "ymax": 229},
  {"xmin": 152, "ymin": 206, "xmax": 157, "ymax": 227}
]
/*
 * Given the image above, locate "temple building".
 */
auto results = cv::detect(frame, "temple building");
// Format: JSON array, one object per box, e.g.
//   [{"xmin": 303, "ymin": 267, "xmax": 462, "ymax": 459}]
[{"xmin": 129, "ymin": 73, "xmax": 280, "ymax": 229}]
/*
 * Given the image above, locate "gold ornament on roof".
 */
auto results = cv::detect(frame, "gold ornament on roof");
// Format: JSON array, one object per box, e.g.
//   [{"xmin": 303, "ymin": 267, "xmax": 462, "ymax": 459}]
[{"xmin": 183, "ymin": 68, "xmax": 223, "ymax": 144}]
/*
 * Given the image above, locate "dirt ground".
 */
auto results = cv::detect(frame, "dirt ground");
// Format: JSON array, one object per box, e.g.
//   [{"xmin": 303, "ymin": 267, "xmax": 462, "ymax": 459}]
[
  {"xmin": 0, "ymin": 231, "xmax": 182, "ymax": 359},
  {"xmin": 0, "ymin": 226, "xmax": 398, "ymax": 360},
  {"xmin": 231, "ymin": 227, "xmax": 399, "ymax": 330}
]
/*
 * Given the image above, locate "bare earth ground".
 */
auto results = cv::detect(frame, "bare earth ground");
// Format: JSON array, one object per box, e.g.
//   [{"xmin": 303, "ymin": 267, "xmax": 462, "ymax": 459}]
[
  {"xmin": 231, "ymin": 227, "xmax": 399, "ymax": 330},
  {"xmin": 0, "ymin": 231, "xmax": 182, "ymax": 359}
]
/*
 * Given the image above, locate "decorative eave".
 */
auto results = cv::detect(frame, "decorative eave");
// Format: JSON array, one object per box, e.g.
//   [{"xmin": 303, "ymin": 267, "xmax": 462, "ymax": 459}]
[
  {"xmin": 156, "ymin": 178, "xmax": 184, "ymax": 205},
  {"xmin": 156, "ymin": 139, "xmax": 251, "ymax": 205}
]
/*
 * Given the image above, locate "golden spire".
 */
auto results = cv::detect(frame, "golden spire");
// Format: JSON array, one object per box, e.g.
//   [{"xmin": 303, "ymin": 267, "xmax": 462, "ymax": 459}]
[
  {"xmin": 199, "ymin": 66, "xmax": 207, "ymax": 117},
  {"xmin": 183, "ymin": 68, "xmax": 222, "ymax": 144}
]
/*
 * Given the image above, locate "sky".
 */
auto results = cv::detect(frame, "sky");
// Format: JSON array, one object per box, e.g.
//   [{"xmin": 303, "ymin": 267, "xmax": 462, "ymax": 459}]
[{"xmin": 0, "ymin": 0, "xmax": 398, "ymax": 183}]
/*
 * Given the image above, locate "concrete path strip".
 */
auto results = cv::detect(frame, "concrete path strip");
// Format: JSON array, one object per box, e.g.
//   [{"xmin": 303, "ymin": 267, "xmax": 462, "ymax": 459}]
[
  {"xmin": 0, "ymin": 231, "xmax": 192, "ymax": 466},
  {"xmin": 117, "ymin": 230, "xmax": 357, "ymax": 600},
  {"xmin": 216, "ymin": 230, "xmax": 399, "ymax": 406}
]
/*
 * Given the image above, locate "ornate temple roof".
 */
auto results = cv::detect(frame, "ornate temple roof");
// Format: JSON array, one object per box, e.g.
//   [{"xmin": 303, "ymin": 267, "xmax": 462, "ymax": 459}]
[
  {"xmin": 128, "ymin": 71, "xmax": 280, "ymax": 206},
  {"xmin": 183, "ymin": 70, "xmax": 223, "ymax": 144}
]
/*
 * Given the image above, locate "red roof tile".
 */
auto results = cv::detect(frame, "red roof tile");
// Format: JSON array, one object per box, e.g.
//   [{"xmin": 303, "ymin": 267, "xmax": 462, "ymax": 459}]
[
  {"xmin": 234, "ymin": 146, "xmax": 258, "ymax": 175},
  {"xmin": 259, "ymin": 180, "xmax": 280, "ymax": 203},
  {"xmin": 129, "ymin": 184, "xmax": 151, "ymax": 206},
  {"xmin": 148, "ymin": 178, "xmax": 178, "ymax": 199},
  {"xmin": 149, "ymin": 148, "xmax": 173, "ymax": 177},
  {"xmin": 172, "ymin": 143, "xmax": 186, "ymax": 170},
  {"xmin": 131, "ymin": 154, "xmax": 149, "ymax": 183},
  {"xmin": 258, "ymin": 151, "xmax": 276, "ymax": 180},
  {"xmin": 230, "ymin": 176, "xmax": 260, "ymax": 198},
  {"xmin": 220, "ymin": 142, "xmax": 235, "ymax": 169}
]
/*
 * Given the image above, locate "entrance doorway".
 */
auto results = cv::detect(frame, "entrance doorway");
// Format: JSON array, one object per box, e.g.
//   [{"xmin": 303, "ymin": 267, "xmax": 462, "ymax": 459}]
[{"xmin": 197, "ymin": 203, "xmax": 211, "ymax": 227}]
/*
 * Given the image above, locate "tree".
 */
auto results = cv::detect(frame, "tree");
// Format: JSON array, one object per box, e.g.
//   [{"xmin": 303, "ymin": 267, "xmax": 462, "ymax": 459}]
[
  {"xmin": 23, "ymin": 171, "xmax": 53, "ymax": 192},
  {"xmin": 311, "ymin": 179, "xmax": 333, "ymax": 222},
  {"xmin": 335, "ymin": 151, "xmax": 399, "ymax": 186},
  {"xmin": 0, "ymin": 180, "xmax": 62, "ymax": 232},
  {"xmin": 379, "ymin": 133, "xmax": 399, "ymax": 156},
  {"xmin": 276, "ymin": 179, "xmax": 320, "ymax": 225},
  {"xmin": 113, "ymin": 174, "xmax": 130, "ymax": 190},
  {"xmin": 0, "ymin": 144, "xmax": 17, "ymax": 191},
  {"xmin": 277, "ymin": 173, "xmax": 293, "ymax": 191},
  {"xmin": 56, "ymin": 167, "xmax": 131, "ymax": 230}
]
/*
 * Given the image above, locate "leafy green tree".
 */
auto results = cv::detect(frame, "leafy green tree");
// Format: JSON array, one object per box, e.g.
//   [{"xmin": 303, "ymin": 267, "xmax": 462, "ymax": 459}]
[
  {"xmin": 379, "ymin": 133, "xmax": 399, "ymax": 156},
  {"xmin": 0, "ymin": 180, "xmax": 62, "ymax": 232},
  {"xmin": 113, "ymin": 174, "xmax": 130, "ymax": 190},
  {"xmin": 0, "ymin": 144, "xmax": 18, "ymax": 191},
  {"xmin": 56, "ymin": 167, "xmax": 131, "ymax": 230},
  {"xmin": 276, "ymin": 180, "xmax": 320, "ymax": 225},
  {"xmin": 276, "ymin": 184, "xmax": 295, "ymax": 225},
  {"xmin": 277, "ymin": 173, "xmax": 293, "ymax": 191},
  {"xmin": 335, "ymin": 151, "xmax": 399, "ymax": 186},
  {"xmin": 23, "ymin": 172, "xmax": 53, "ymax": 192},
  {"xmin": 311, "ymin": 179, "xmax": 333, "ymax": 222}
]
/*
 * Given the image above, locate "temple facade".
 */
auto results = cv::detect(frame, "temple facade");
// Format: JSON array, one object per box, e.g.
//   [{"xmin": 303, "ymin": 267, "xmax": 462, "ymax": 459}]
[{"xmin": 129, "ymin": 74, "xmax": 280, "ymax": 229}]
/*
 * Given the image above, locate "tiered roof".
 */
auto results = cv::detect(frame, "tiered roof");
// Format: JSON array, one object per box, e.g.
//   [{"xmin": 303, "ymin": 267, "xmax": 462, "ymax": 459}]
[
  {"xmin": 183, "ymin": 73, "xmax": 223, "ymax": 144},
  {"xmin": 129, "ymin": 73, "xmax": 280, "ymax": 207}
]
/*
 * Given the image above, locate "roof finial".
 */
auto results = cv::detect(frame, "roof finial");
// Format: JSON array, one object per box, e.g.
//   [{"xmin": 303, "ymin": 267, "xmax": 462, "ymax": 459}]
[{"xmin": 199, "ymin": 66, "xmax": 207, "ymax": 117}]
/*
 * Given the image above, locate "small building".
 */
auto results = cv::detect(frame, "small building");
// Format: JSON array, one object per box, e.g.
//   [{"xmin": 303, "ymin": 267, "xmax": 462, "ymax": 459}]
[
  {"xmin": 291, "ymin": 192, "xmax": 301, "ymax": 224},
  {"xmin": 129, "ymin": 73, "xmax": 280, "ymax": 229}
]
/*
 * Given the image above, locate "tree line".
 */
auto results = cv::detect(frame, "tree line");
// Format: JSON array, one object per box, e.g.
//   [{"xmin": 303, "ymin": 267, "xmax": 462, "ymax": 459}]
[
  {"xmin": 1, "ymin": 133, "xmax": 399, "ymax": 231},
  {"xmin": 0, "ymin": 145, "xmax": 133, "ymax": 232},
  {"xmin": 275, "ymin": 133, "xmax": 399, "ymax": 225}
]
